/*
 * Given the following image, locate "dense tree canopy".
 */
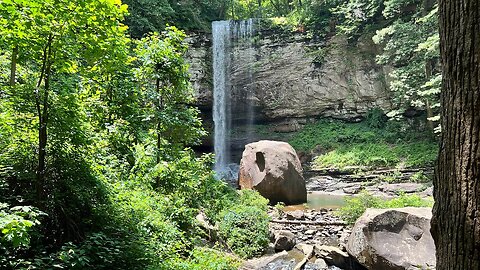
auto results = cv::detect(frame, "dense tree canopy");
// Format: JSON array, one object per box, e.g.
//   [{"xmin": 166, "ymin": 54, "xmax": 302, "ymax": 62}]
[
  {"xmin": 0, "ymin": 0, "xmax": 268, "ymax": 268},
  {"xmin": 123, "ymin": 0, "xmax": 228, "ymax": 37},
  {"xmin": 0, "ymin": 0, "xmax": 448, "ymax": 268}
]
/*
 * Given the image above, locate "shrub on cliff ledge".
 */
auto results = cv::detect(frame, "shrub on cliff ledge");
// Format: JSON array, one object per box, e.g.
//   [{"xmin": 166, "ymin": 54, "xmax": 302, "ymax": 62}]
[{"xmin": 289, "ymin": 118, "xmax": 437, "ymax": 169}]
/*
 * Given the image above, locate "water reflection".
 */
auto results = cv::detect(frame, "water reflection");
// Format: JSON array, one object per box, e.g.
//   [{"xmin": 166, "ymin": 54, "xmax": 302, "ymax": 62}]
[{"xmin": 283, "ymin": 192, "xmax": 347, "ymax": 211}]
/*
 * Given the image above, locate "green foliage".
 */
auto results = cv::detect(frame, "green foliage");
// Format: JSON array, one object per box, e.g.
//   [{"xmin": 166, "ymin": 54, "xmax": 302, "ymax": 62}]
[
  {"xmin": 217, "ymin": 190, "xmax": 270, "ymax": 259},
  {"xmin": 134, "ymin": 27, "xmax": 205, "ymax": 157},
  {"xmin": 331, "ymin": 0, "xmax": 383, "ymax": 37},
  {"xmin": 337, "ymin": 191, "xmax": 382, "ymax": 224},
  {"xmin": 373, "ymin": 4, "xmax": 440, "ymax": 129},
  {"xmin": 313, "ymin": 141, "xmax": 437, "ymax": 169},
  {"xmin": 337, "ymin": 191, "xmax": 433, "ymax": 224},
  {"xmin": 289, "ymin": 117, "xmax": 437, "ymax": 169},
  {"xmin": 175, "ymin": 247, "xmax": 241, "ymax": 270},
  {"xmin": 227, "ymin": 0, "xmax": 287, "ymax": 19},
  {"xmin": 364, "ymin": 108, "xmax": 388, "ymax": 128},
  {"xmin": 409, "ymin": 170, "xmax": 431, "ymax": 183},
  {"xmin": 51, "ymin": 232, "xmax": 142, "ymax": 270},
  {"xmin": 0, "ymin": 204, "xmax": 44, "ymax": 248},
  {"xmin": 0, "ymin": 2, "xmax": 269, "ymax": 269},
  {"xmin": 123, "ymin": 0, "xmax": 228, "ymax": 37}
]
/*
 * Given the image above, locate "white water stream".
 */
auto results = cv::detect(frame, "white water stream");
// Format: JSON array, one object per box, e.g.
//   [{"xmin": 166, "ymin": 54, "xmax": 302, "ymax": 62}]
[{"xmin": 212, "ymin": 19, "xmax": 255, "ymax": 179}]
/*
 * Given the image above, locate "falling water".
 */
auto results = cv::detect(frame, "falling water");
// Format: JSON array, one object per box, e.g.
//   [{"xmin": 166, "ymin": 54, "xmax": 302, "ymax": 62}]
[
  {"xmin": 212, "ymin": 19, "xmax": 255, "ymax": 179},
  {"xmin": 212, "ymin": 21, "xmax": 230, "ymax": 175}
]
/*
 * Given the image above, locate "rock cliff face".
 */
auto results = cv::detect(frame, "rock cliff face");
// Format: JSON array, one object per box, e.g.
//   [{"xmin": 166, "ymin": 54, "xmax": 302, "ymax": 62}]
[{"xmin": 186, "ymin": 29, "xmax": 391, "ymax": 126}]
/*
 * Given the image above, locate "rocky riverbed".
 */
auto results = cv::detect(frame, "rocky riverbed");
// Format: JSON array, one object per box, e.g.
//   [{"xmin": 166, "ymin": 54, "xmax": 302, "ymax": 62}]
[
  {"xmin": 305, "ymin": 168, "xmax": 433, "ymax": 198},
  {"xmin": 242, "ymin": 168, "xmax": 434, "ymax": 270},
  {"xmin": 242, "ymin": 206, "xmax": 362, "ymax": 270}
]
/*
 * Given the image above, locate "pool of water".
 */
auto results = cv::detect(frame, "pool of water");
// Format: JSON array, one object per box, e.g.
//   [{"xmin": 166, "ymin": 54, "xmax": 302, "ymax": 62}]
[{"xmin": 283, "ymin": 192, "xmax": 347, "ymax": 211}]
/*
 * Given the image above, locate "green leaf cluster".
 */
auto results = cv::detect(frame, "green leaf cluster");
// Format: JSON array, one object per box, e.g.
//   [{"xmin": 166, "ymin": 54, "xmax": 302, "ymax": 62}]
[
  {"xmin": 217, "ymin": 190, "xmax": 270, "ymax": 259},
  {"xmin": 0, "ymin": 1, "xmax": 268, "ymax": 269}
]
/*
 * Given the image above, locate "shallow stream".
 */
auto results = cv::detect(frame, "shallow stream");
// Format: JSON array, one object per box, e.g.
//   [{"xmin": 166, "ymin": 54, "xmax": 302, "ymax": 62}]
[{"xmin": 282, "ymin": 192, "xmax": 347, "ymax": 211}]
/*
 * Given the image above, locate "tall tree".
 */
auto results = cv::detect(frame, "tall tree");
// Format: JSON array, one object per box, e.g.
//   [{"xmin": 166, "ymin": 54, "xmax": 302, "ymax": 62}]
[
  {"xmin": 134, "ymin": 27, "xmax": 205, "ymax": 166},
  {"xmin": 0, "ymin": 0, "xmax": 128, "ymax": 204},
  {"xmin": 431, "ymin": 0, "xmax": 480, "ymax": 268}
]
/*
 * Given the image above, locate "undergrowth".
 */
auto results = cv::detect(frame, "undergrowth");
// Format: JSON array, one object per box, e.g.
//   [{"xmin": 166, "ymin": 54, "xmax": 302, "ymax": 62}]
[
  {"xmin": 288, "ymin": 114, "xmax": 438, "ymax": 169},
  {"xmin": 337, "ymin": 191, "xmax": 434, "ymax": 224}
]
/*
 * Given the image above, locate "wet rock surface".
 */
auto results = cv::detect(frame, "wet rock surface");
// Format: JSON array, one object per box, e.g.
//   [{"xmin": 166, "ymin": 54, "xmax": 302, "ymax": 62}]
[{"xmin": 186, "ymin": 32, "xmax": 391, "ymax": 122}]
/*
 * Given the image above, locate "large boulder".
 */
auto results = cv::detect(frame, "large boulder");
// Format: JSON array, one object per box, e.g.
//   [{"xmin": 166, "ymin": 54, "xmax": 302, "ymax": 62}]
[
  {"xmin": 314, "ymin": 245, "xmax": 350, "ymax": 269},
  {"xmin": 347, "ymin": 207, "xmax": 436, "ymax": 270},
  {"xmin": 238, "ymin": 140, "xmax": 307, "ymax": 205},
  {"xmin": 274, "ymin": 230, "xmax": 296, "ymax": 251}
]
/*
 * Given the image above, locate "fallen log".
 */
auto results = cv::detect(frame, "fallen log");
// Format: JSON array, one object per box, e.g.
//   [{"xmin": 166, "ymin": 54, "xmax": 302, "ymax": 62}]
[{"xmin": 271, "ymin": 219, "xmax": 346, "ymax": 226}]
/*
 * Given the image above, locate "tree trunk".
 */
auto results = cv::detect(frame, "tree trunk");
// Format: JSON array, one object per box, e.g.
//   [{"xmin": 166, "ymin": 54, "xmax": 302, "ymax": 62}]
[
  {"xmin": 422, "ymin": 0, "xmax": 435, "ymax": 132},
  {"xmin": 156, "ymin": 78, "xmax": 162, "ymax": 165},
  {"xmin": 35, "ymin": 36, "xmax": 53, "ymax": 204},
  {"xmin": 10, "ymin": 46, "xmax": 17, "ymax": 86},
  {"xmin": 431, "ymin": 0, "xmax": 480, "ymax": 268}
]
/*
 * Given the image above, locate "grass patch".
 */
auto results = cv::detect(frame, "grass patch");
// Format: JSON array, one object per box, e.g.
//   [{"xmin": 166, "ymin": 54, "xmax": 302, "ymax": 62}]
[
  {"xmin": 314, "ymin": 141, "xmax": 438, "ymax": 169},
  {"xmin": 288, "ymin": 117, "xmax": 438, "ymax": 169},
  {"xmin": 336, "ymin": 191, "xmax": 434, "ymax": 224}
]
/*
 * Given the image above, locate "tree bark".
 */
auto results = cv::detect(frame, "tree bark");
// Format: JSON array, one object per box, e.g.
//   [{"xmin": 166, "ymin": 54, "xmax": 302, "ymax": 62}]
[
  {"xmin": 156, "ymin": 78, "xmax": 162, "ymax": 165},
  {"xmin": 35, "ymin": 35, "xmax": 53, "ymax": 204},
  {"xmin": 422, "ymin": 0, "xmax": 435, "ymax": 132},
  {"xmin": 431, "ymin": 0, "xmax": 480, "ymax": 268}
]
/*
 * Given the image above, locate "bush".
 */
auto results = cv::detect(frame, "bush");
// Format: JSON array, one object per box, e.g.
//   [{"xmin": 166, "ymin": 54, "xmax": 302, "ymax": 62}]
[
  {"xmin": 364, "ymin": 108, "xmax": 388, "ymax": 128},
  {"xmin": 175, "ymin": 247, "xmax": 241, "ymax": 270},
  {"xmin": 337, "ymin": 191, "xmax": 434, "ymax": 224},
  {"xmin": 217, "ymin": 190, "xmax": 270, "ymax": 259},
  {"xmin": 0, "ymin": 204, "xmax": 44, "ymax": 249},
  {"xmin": 409, "ymin": 171, "xmax": 431, "ymax": 183},
  {"xmin": 336, "ymin": 192, "xmax": 383, "ymax": 224}
]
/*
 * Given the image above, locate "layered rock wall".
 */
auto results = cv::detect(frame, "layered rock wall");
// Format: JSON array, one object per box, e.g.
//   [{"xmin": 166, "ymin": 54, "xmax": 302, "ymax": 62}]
[{"xmin": 186, "ymin": 29, "xmax": 392, "ymax": 125}]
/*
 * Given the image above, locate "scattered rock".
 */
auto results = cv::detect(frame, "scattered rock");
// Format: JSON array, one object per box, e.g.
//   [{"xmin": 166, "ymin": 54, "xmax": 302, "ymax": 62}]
[
  {"xmin": 294, "ymin": 243, "xmax": 315, "ymax": 270},
  {"xmin": 238, "ymin": 140, "xmax": 307, "ymax": 205},
  {"xmin": 378, "ymin": 183, "xmax": 423, "ymax": 194},
  {"xmin": 313, "ymin": 258, "xmax": 329, "ymax": 269},
  {"xmin": 274, "ymin": 230, "xmax": 296, "ymax": 251},
  {"xmin": 314, "ymin": 245, "xmax": 350, "ymax": 269},
  {"xmin": 295, "ymin": 243, "xmax": 314, "ymax": 256},
  {"xmin": 304, "ymin": 262, "xmax": 327, "ymax": 270},
  {"xmin": 240, "ymin": 251, "xmax": 289, "ymax": 270},
  {"xmin": 342, "ymin": 185, "xmax": 363, "ymax": 194},
  {"xmin": 347, "ymin": 207, "xmax": 436, "ymax": 270},
  {"xmin": 287, "ymin": 210, "xmax": 305, "ymax": 220}
]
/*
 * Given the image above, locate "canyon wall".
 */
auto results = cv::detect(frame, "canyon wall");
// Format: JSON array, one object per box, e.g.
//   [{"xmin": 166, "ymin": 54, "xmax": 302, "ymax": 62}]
[
  {"xmin": 186, "ymin": 28, "xmax": 392, "ymax": 131},
  {"xmin": 186, "ymin": 26, "xmax": 392, "ymax": 161}
]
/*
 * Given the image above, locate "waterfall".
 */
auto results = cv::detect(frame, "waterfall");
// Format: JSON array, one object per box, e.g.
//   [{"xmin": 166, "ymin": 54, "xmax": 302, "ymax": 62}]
[
  {"xmin": 212, "ymin": 21, "xmax": 230, "ymax": 175},
  {"xmin": 212, "ymin": 19, "xmax": 255, "ymax": 179}
]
